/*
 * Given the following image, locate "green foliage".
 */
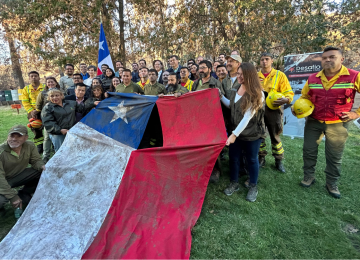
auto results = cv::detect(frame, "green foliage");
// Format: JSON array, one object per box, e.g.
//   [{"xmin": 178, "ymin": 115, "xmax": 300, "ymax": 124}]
[{"xmin": 0, "ymin": 0, "xmax": 359, "ymax": 66}]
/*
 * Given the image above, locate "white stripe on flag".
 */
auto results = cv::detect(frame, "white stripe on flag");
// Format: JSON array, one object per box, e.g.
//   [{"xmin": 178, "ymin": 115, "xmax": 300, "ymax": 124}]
[
  {"xmin": 0, "ymin": 122, "xmax": 134, "ymax": 259},
  {"xmin": 98, "ymin": 54, "xmax": 114, "ymax": 72}
]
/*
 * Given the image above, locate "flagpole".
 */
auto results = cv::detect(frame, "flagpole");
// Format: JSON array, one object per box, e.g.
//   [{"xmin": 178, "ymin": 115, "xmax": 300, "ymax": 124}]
[{"xmin": 97, "ymin": 9, "xmax": 102, "ymax": 76}]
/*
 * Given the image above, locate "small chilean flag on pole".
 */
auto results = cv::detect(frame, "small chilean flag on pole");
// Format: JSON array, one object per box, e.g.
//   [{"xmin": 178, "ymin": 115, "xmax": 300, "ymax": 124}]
[{"xmin": 97, "ymin": 23, "xmax": 114, "ymax": 75}]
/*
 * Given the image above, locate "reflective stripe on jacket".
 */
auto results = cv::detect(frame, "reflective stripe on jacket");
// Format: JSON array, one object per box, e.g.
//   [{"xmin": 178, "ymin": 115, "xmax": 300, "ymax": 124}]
[
  {"xmin": 21, "ymin": 84, "xmax": 45, "ymax": 113},
  {"xmin": 307, "ymin": 68, "xmax": 359, "ymax": 122}
]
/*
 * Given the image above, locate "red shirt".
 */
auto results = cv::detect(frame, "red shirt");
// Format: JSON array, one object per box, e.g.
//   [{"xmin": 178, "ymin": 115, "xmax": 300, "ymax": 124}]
[
  {"xmin": 263, "ymin": 73, "xmax": 270, "ymax": 78},
  {"xmin": 141, "ymin": 82, "xmax": 146, "ymax": 87},
  {"xmin": 180, "ymin": 82, "xmax": 186, "ymax": 87}
]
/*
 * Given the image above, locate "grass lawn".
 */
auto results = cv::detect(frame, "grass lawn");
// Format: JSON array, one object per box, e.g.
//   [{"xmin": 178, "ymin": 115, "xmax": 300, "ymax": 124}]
[{"xmin": 1, "ymin": 106, "xmax": 360, "ymax": 258}]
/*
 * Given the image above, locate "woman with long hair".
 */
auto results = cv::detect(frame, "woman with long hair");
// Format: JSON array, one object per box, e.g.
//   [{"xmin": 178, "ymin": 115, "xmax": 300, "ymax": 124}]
[
  {"xmin": 220, "ymin": 62, "xmax": 265, "ymax": 202},
  {"xmin": 153, "ymin": 60, "xmax": 164, "ymax": 84},
  {"xmin": 91, "ymin": 77, "xmax": 103, "ymax": 88},
  {"xmin": 90, "ymin": 85, "xmax": 106, "ymax": 101},
  {"xmin": 109, "ymin": 77, "xmax": 121, "ymax": 92},
  {"xmin": 85, "ymin": 84, "xmax": 106, "ymax": 114},
  {"xmin": 35, "ymin": 77, "xmax": 61, "ymax": 163},
  {"xmin": 102, "ymin": 68, "xmax": 115, "ymax": 92},
  {"xmin": 36, "ymin": 77, "xmax": 61, "ymax": 109},
  {"xmin": 190, "ymin": 64, "xmax": 199, "ymax": 81}
]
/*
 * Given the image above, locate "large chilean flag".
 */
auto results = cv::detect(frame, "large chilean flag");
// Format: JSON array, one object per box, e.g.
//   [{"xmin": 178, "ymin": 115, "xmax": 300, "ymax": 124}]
[
  {"xmin": 97, "ymin": 23, "xmax": 114, "ymax": 75},
  {"xmin": 0, "ymin": 89, "xmax": 227, "ymax": 259}
]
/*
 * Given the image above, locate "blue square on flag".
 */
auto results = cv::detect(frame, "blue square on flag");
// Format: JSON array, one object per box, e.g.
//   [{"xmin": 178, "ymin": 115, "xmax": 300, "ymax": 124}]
[{"xmin": 81, "ymin": 93, "xmax": 158, "ymax": 149}]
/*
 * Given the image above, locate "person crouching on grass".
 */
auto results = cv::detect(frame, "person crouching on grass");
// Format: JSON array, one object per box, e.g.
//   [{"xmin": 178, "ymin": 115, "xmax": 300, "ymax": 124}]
[
  {"xmin": 41, "ymin": 89, "xmax": 100, "ymax": 152},
  {"xmin": 0, "ymin": 125, "xmax": 45, "ymax": 217},
  {"xmin": 220, "ymin": 63, "xmax": 265, "ymax": 202}
]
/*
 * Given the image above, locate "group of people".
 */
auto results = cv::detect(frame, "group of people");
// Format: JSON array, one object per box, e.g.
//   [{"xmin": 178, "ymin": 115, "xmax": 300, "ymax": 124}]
[{"xmin": 1, "ymin": 46, "xmax": 360, "ymax": 217}]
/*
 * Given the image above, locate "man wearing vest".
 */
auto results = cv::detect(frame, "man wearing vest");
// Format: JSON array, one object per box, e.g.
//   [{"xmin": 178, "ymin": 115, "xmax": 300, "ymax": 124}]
[
  {"xmin": 21, "ymin": 71, "xmax": 46, "ymax": 154},
  {"xmin": 292, "ymin": 46, "xmax": 360, "ymax": 198},
  {"xmin": 258, "ymin": 53, "xmax": 294, "ymax": 173}
]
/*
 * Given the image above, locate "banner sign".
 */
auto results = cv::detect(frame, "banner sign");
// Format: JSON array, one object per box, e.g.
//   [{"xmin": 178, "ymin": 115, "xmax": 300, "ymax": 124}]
[{"xmin": 283, "ymin": 52, "xmax": 322, "ymax": 138}]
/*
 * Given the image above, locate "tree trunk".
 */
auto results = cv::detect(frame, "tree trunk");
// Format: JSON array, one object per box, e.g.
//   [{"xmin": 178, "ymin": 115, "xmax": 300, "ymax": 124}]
[
  {"xmin": 5, "ymin": 30, "xmax": 25, "ymax": 89},
  {"xmin": 118, "ymin": 0, "xmax": 126, "ymax": 63}
]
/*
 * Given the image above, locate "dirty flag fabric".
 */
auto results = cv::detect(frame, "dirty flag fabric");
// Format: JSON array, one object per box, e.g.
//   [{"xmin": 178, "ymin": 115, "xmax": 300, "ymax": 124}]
[{"xmin": 0, "ymin": 89, "xmax": 227, "ymax": 259}]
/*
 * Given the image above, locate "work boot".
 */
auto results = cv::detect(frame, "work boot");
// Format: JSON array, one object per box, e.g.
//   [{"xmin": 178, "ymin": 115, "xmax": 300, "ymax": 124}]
[
  {"xmin": 246, "ymin": 183, "xmax": 258, "ymax": 202},
  {"xmin": 300, "ymin": 176, "xmax": 315, "ymax": 187},
  {"xmin": 275, "ymin": 159, "xmax": 286, "ymax": 173},
  {"xmin": 209, "ymin": 168, "xmax": 220, "ymax": 183},
  {"xmin": 259, "ymin": 156, "xmax": 266, "ymax": 168},
  {"xmin": 37, "ymin": 144, "xmax": 43, "ymax": 154},
  {"xmin": 224, "ymin": 182, "xmax": 240, "ymax": 196},
  {"xmin": 326, "ymin": 183, "xmax": 341, "ymax": 198}
]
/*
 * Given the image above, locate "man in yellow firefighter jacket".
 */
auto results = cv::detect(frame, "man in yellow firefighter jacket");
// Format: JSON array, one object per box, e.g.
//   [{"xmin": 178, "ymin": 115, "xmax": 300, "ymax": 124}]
[
  {"xmin": 258, "ymin": 53, "xmax": 294, "ymax": 172},
  {"xmin": 21, "ymin": 71, "xmax": 46, "ymax": 154},
  {"xmin": 292, "ymin": 46, "xmax": 360, "ymax": 198}
]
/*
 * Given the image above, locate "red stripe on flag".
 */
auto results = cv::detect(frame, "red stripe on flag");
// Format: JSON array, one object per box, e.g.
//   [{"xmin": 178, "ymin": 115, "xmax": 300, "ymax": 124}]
[
  {"xmin": 97, "ymin": 67, "xmax": 102, "ymax": 76},
  {"xmin": 82, "ymin": 88, "xmax": 227, "ymax": 259},
  {"xmin": 82, "ymin": 144, "xmax": 223, "ymax": 259},
  {"xmin": 156, "ymin": 89, "xmax": 227, "ymax": 147}
]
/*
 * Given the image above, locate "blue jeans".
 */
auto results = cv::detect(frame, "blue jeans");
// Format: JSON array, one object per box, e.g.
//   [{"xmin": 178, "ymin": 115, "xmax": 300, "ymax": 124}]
[
  {"xmin": 49, "ymin": 134, "xmax": 66, "ymax": 152},
  {"xmin": 229, "ymin": 138, "xmax": 262, "ymax": 184}
]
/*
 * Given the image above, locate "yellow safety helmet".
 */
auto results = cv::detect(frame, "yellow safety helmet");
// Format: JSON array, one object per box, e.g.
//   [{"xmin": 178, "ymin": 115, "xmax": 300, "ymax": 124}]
[
  {"xmin": 266, "ymin": 91, "xmax": 285, "ymax": 110},
  {"xmin": 293, "ymin": 99, "xmax": 315, "ymax": 119}
]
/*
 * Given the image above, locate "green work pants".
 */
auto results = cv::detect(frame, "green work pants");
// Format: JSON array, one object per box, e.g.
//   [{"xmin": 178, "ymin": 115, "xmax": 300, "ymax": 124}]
[{"xmin": 303, "ymin": 117, "xmax": 349, "ymax": 184}]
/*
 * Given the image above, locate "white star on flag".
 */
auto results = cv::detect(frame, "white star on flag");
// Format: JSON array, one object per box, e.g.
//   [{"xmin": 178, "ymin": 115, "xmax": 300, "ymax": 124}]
[
  {"xmin": 99, "ymin": 41, "xmax": 104, "ymax": 50},
  {"xmin": 108, "ymin": 101, "xmax": 134, "ymax": 124}
]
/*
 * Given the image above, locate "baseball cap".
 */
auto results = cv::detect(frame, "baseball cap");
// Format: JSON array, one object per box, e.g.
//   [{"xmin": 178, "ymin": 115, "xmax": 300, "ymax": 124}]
[
  {"xmin": 8, "ymin": 125, "xmax": 28, "ymax": 136},
  {"xmin": 225, "ymin": 54, "xmax": 242, "ymax": 63}
]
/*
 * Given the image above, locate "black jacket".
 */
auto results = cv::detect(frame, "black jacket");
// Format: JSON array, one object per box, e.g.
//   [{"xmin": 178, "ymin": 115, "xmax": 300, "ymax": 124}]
[
  {"xmin": 101, "ymin": 76, "xmax": 113, "ymax": 92},
  {"xmin": 41, "ymin": 100, "xmax": 95, "ymax": 135}
]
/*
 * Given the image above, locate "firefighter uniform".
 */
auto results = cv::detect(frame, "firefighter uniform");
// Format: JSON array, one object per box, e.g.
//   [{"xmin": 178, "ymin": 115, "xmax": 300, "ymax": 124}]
[
  {"xmin": 21, "ymin": 84, "xmax": 46, "ymax": 149},
  {"xmin": 258, "ymin": 69, "xmax": 294, "ymax": 161},
  {"xmin": 301, "ymin": 65, "xmax": 360, "ymax": 187},
  {"xmin": 137, "ymin": 79, "xmax": 150, "ymax": 89},
  {"xmin": 181, "ymin": 78, "xmax": 194, "ymax": 91}
]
